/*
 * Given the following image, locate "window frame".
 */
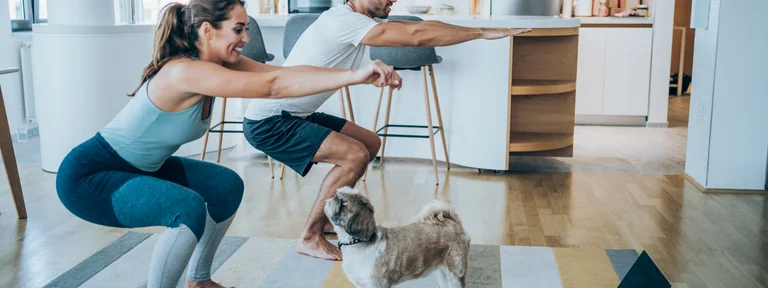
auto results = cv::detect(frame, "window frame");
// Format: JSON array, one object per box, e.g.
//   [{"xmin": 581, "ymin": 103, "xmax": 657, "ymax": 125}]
[{"xmin": 10, "ymin": 0, "xmax": 46, "ymax": 32}]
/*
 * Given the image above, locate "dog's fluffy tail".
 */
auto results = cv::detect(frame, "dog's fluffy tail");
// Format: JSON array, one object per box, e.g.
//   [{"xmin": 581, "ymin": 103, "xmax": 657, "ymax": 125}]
[{"xmin": 415, "ymin": 200, "xmax": 463, "ymax": 226}]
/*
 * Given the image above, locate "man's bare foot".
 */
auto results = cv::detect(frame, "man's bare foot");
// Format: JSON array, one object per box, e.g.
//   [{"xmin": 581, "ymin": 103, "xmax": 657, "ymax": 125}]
[
  {"xmin": 324, "ymin": 222, "xmax": 336, "ymax": 234},
  {"xmin": 185, "ymin": 279, "xmax": 232, "ymax": 288},
  {"xmin": 296, "ymin": 235, "xmax": 342, "ymax": 261}
]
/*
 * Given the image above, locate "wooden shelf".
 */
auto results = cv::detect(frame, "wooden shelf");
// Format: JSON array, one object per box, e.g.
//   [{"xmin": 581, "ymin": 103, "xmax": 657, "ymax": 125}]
[
  {"xmin": 511, "ymin": 80, "xmax": 576, "ymax": 95},
  {"xmin": 509, "ymin": 132, "xmax": 573, "ymax": 152}
]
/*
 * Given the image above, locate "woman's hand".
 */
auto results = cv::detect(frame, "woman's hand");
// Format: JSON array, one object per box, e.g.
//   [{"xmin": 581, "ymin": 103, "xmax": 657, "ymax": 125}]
[{"xmin": 349, "ymin": 60, "xmax": 402, "ymax": 90}]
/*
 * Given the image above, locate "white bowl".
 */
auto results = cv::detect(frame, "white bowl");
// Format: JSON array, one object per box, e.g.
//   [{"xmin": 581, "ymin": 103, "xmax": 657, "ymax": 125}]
[{"xmin": 406, "ymin": 6, "xmax": 432, "ymax": 14}]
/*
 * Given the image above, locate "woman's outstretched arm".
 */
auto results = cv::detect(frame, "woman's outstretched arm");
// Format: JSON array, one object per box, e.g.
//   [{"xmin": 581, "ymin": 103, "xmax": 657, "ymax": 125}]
[{"xmin": 170, "ymin": 58, "xmax": 400, "ymax": 99}]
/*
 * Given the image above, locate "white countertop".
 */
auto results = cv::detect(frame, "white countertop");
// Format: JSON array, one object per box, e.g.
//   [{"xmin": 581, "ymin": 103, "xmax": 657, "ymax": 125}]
[{"xmin": 252, "ymin": 14, "xmax": 581, "ymax": 28}]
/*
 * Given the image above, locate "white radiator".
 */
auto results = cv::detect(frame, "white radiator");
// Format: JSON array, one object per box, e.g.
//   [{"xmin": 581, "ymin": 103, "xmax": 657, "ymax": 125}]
[{"xmin": 19, "ymin": 41, "xmax": 35, "ymax": 123}]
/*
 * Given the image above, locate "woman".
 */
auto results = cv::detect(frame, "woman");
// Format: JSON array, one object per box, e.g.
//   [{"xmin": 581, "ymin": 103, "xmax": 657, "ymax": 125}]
[{"xmin": 55, "ymin": 0, "xmax": 400, "ymax": 287}]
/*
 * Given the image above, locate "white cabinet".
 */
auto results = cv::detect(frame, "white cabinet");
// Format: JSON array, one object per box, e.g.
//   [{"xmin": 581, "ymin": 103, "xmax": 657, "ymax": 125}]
[
  {"xmin": 575, "ymin": 28, "xmax": 607, "ymax": 115},
  {"xmin": 576, "ymin": 27, "xmax": 653, "ymax": 117}
]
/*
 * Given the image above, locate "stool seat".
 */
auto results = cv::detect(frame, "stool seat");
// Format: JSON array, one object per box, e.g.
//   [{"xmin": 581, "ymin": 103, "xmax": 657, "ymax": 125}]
[{"xmin": 394, "ymin": 56, "xmax": 443, "ymax": 71}]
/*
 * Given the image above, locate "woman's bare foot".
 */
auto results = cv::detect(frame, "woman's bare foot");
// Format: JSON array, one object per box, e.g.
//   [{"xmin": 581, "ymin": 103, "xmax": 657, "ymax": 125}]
[
  {"xmin": 296, "ymin": 234, "xmax": 342, "ymax": 261},
  {"xmin": 185, "ymin": 279, "xmax": 231, "ymax": 288}
]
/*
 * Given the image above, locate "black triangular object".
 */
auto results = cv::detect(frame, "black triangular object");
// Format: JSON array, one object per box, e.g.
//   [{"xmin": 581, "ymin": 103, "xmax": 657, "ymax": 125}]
[{"xmin": 617, "ymin": 251, "xmax": 671, "ymax": 288}]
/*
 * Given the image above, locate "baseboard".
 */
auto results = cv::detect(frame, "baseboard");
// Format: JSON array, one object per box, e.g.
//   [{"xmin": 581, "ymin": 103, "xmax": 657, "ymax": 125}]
[
  {"xmin": 685, "ymin": 173, "xmax": 768, "ymax": 194},
  {"xmin": 645, "ymin": 121, "xmax": 669, "ymax": 128},
  {"xmin": 9, "ymin": 123, "xmax": 39, "ymax": 144},
  {"xmin": 575, "ymin": 115, "xmax": 647, "ymax": 126},
  {"xmin": 684, "ymin": 173, "xmax": 706, "ymax": 191}
]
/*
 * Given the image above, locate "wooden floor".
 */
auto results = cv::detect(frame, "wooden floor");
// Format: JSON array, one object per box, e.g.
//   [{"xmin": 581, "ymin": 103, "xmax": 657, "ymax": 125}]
[
  {"xmin": 2, "ymin": 95, "xmax": 767, "ymax": 288},
  {"xmin": 1, "ymin": 161, "xmax": 767, "ymax": 288}
]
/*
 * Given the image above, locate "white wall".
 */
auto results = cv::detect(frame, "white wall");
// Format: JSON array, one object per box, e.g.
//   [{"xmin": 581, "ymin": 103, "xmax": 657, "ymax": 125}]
[
  {"xmin": 705, "ymin": 0, "xmax": 768, "ymax": 190},
  {"xmin": 686, "ymin": 0, "xmax": 768, "ymax": 190},
  {"xmin": 0, "ymin": 2, "xmax": 27, "ymax": 135},
  {"xmin": 646, "ymin": 0, "xmax": 674, "ymax": 126},
  {"xmin": 684, "ymin": 0, "xmax": 721, "ymax": 185}
]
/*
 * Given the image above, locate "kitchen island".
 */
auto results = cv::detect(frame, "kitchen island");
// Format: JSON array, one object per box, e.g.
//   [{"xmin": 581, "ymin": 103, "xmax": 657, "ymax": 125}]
[{"xmin": 249, "ymin": 14, "xmax": 581, "ymax": 171}]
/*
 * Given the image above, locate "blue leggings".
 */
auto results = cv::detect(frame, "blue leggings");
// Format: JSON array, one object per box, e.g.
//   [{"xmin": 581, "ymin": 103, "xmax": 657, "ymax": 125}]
[{"xmin": 56, "ymin": 133, "xmax": 244, "ymax": 285}]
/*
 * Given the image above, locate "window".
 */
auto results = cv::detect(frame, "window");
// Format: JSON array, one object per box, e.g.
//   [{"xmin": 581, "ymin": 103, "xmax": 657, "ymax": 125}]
[
  {"xmin": 37, "ymin": 0, "xmax": 45, "ymax": 20},
  {"xmin": 8, "ymin": 0, "xmax": 23, "ymax": 20},
  {"xmin": 9, "ymin": 0, "xmax": 188, "ymax": 29},
  {"xmin": 137, "ymin": 0, "xmax": 189, "ymax": 24},
  {"xmin": 118, "ymin": 0, "xmax": 190, "ymax": 24},
  {"xmin": 8, "ymin": 0, "xmax": 46, "ymax": 32}
]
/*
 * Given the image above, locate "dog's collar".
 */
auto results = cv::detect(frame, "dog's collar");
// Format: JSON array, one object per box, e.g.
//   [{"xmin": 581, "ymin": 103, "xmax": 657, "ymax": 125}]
[{"xmin": 337, "ymin": 238, "xmax": 369, "ymax": 250}]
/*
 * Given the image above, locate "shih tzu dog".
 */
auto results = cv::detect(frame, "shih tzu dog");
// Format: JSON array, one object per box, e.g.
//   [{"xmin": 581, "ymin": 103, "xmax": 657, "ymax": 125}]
[{"xmin": 324, "ymin": 187, "xmax": 471, "ymax": 288}]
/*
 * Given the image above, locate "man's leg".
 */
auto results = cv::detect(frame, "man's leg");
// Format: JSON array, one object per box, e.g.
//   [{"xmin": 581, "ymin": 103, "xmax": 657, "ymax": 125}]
[
  {"xmin": 316, "ymin": 121, "xmax": 380, "ymax": 234},
  {"xmin": 338, "ymin": 121, "xmax": 382, "ymax": 162},
  {"xmin": 295, "ymin": 131, "xmax": 370, "ymax": 260}
]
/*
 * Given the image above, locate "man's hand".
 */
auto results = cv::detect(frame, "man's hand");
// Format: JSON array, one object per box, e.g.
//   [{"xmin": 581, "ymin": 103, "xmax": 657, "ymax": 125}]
[{"xmin": 482, "ymin": 28, "xmax": 533, "ymax": 40}]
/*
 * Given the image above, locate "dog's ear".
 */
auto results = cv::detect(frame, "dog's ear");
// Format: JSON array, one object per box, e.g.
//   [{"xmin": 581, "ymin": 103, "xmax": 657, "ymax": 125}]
[
  {"xmin": 344, "ymin": 205, "xmax": 376, "ymax": 240},
  {"xmin": 326, "ymin": 196, "xmax": 343, "ymax": 223}
]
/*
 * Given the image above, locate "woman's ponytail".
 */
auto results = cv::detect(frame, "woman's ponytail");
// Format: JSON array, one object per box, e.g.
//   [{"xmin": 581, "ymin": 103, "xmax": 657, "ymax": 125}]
[
  {"xmin": 128, "ymin": 2, "xmax": 194, "ymax": 96},
  {"xmin": 128, "ymin": 0, "xmax": 246, "ymax": 96}
]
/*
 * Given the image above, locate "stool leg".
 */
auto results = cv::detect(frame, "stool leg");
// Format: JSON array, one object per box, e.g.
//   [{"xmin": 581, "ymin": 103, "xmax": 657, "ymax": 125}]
[
  {"xmin": 268, "ymin": 156, "xmax": 274, "ymax": 178},
  {"xmin": 380, "ymin": 86, "xmax": 394, "ymax": 166},
  {"xmin": 428, "ymin": 65, "xmax": 450, "ymax": 169},
  {"xmin": 344, "ymin": 86, "xmax": 355, "ymax": 123},
  {"xmin": 201, "ymin": 129, "xmax": 210, "ymax": 161},
  {"xmin": 421, "ymin": 67, "xmax": 439, "ymax": 185},
  {"xmin": 339, "ymin": 89, "xmax": 347, "ymax": 119},
  {"xmin": 280, "ymin": 163, "xmax": 286, "ymax": 179},
  {"xmin": 0, "ymin": 87, "xmax": 27, "ymax": 219},
  {"xmin": 201, "ymin": 98, "xmax": 212, "ymax": 160},
  {"xmin": 216, "ymin": 97, "xmax": 227, "ymax": 163},
  {"xmin": 364, "ymin": 87, "xmax": 386, "ymax": 182}
]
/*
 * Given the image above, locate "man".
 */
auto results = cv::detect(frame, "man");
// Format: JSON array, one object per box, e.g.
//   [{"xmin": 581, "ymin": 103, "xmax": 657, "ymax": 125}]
[{"xmin": 243, "ymin": 0, "xmax": 531, "ymax": 260}]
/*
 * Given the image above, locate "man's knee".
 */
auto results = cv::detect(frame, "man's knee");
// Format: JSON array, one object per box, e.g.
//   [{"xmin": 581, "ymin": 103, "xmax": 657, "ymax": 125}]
[
  {"xmin": 368, "ymin": 136, "xmax": 382, "ymax": 160},
  {"xmin": 345, "ymin": 142, "xmax": 370, "ymax": 172}
]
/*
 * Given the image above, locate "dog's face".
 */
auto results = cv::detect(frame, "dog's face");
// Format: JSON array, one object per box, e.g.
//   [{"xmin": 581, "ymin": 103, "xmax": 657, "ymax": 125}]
[{"xmin": 324, "ymin": 187, "xmax": 377, "ymax": 240}]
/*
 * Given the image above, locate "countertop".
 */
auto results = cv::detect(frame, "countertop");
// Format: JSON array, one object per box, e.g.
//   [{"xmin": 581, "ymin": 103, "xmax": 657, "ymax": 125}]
[{"xmin": 252, "ymin": 14, "xmax": 581, "ymax": 28}]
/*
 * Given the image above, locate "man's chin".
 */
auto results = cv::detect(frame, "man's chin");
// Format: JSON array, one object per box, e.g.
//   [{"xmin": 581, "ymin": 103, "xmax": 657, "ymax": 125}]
[{"xmin": 370, "ymin": 7, "xmax": 390, "ymax": 18}]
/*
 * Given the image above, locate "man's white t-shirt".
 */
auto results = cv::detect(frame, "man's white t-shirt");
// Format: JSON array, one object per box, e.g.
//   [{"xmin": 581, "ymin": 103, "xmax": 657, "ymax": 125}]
[{"xmin": 244, "ymin": 4, "xmax": 386, "ymax": 120}]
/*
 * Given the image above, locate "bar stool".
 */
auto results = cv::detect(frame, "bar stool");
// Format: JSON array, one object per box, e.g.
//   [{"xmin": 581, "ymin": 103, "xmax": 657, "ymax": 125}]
[
  {"xmin": 0, "ymin": 67, "xmax": 28, "ymax": 219},
  {"xmin": 201, "ymin": 16, "xmax": 275, "ymax": 170},
  {"xmin": 366, "ymin": 15, "xmax": 450, "ymax": 185}
]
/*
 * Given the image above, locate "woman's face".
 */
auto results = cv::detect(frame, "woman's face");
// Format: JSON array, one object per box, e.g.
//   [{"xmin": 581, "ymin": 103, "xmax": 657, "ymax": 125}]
[{"xmin": 201, "ymin": 3, "xmax": 250, "ymax": 64}]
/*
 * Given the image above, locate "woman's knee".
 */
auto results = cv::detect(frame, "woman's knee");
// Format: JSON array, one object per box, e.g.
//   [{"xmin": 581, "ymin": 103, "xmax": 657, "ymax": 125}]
[
  {"xmin": 170, "ymin": 197, "xmax": 208, "ymax": 239},
  {"xmin": 207, "ymin": 166, "xmax": 245, "ymax": 222}
]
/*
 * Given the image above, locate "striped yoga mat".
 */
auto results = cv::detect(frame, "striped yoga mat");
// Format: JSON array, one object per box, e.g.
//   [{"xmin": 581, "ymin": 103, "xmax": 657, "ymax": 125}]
[{"xmin": 42, "ymin": 232, "xmax": 652, "ymax": 288}]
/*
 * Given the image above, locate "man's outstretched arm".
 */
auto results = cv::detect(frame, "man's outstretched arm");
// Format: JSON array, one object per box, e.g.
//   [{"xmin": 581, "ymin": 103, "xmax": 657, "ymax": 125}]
[{"xmin": 360, "ymin": 20, "xmax": 531, "ymax": 48}]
